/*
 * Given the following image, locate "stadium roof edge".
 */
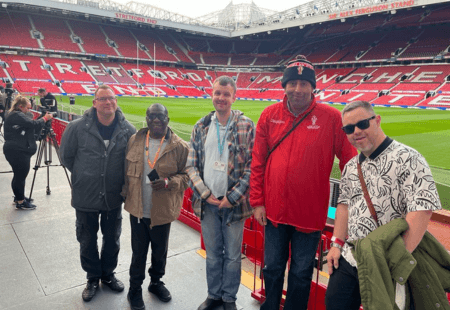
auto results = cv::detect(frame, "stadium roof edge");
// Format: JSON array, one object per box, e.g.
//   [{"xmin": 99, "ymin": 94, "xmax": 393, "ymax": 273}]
[
  {"xmin": 2, "ymin": 0, "xmax": 449, "ymax": 38},
  {"xmin": 231, "ymin": 0, "xmax": 449, "ymax": 36},
  {"xmin": 1, "ymin": 0, "xmax": 231, "ymax": 37}
]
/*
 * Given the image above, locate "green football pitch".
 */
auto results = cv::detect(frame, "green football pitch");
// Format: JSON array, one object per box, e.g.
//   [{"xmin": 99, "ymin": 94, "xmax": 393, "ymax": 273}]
[{"xmin": 54, "ymin": 95, "xmax": 450, "ymax": 210}]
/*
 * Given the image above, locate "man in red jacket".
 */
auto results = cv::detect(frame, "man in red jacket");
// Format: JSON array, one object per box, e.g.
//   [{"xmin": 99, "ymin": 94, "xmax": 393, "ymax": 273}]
[{"xmin": 250, "ymin": 55, "xmax": 357, "ymax": 310}]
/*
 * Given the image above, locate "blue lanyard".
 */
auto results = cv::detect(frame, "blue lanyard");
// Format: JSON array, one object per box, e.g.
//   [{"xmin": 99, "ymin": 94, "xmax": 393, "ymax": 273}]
[{"xmin": 216, "ymin": 116, "xmax": 231, "ymax": 158}]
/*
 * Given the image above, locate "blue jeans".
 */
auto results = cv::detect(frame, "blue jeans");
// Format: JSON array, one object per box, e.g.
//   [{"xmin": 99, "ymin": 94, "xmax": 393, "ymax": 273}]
[
  {"xmin": 201, "ymin": 203, "xmax": 245, "ymax": 302},
  {"xmin": 261, "ymin": 220, "xmax": 321, "ymax": 310}
]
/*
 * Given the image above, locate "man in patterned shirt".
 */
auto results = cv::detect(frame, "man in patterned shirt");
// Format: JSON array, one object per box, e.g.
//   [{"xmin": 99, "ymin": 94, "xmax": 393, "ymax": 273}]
[
  {"xmin": 325, "ymin": 100, "xmax": 442, "ymax": 310},
  {"xmin": 186, "ymin": 76, "xmax": 255, "ymax": 310}
]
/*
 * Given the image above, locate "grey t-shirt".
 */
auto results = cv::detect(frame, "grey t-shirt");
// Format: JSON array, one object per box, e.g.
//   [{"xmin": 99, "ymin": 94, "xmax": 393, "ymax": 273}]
[
  {"xmin": 142, "ymin": 137, "xmax": 167, "ymax": 218},
  {"xmin": 204, "ymin": 113, "xmax": 230, "ymax": 198}
]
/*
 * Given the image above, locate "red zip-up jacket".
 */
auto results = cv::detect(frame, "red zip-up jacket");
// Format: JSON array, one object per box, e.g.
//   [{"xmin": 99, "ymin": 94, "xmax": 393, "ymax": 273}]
[{"xmin": 250, "ymin": 95, "xmax": 357, "ymax": 231}]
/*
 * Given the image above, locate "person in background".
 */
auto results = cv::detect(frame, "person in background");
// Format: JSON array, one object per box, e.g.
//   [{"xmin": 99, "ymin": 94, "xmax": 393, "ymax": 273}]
[{"xmin": 3, "ymin": 96, "xmax": 53, "ymax": 209}]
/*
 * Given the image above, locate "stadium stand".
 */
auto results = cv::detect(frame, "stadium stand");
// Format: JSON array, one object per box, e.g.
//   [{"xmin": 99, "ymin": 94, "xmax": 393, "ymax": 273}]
[
  {"xmin": 360, "ymin": 28, "xmax": 422, "ymax": 61},
  {"xmin": 332, "ymin": 91, "xmax": 379, "ymax": 103},
  {"xmin": 104, "ymin": 64, "xmax": 137, "ymax": 84},
  {"xmin": 0, "ymin": 11, "xmax": 40, "ymax": 48},
  {"xmin": 162, "ymin": 35, "xmax": 193, "ymax": 63},
  {"xmin": 202, "ymin": 54, "xmax": 230, "ymax": 65},
  {"xmin": 253, "ymin": 55, "xmax": 284, "ymax": 66},
  {"xmin": 119, "ymin": 63, "xmax": 158, "ymax": 85},
  {"xmin": 132, "ymin": 29, "xmax": 178, "ymax": 62},
  {"xmin": 399, "ymin": 25, "xmax": 450, "ymax": 59},
  {"xmin": 68, "ymin": 20, "xmax": 117, "ymax": 56},
  {"xmin": 33, "ymin": 16, "xmax": 80, "ymax": 52},
  {"xmin": 231, "ymin": 55, "xmax": 255, "ymax": 66},
  {"xmin": 43, "ymin": 58, "xmax": 94, "ymax": 82},
  {"xmin": 102, "ymin": 25, "xmax": 140, "ymax": 58},
  {"xmin": 2, "ymin": 55, "xmax": 52, "ymax": 80},
  {"xmin": 317, "ymin": 68, "xmax": 355, "ymax": 89},
  {"xmin": 81, "ymin": 60, "xmax": 117, "ymax": 84},
  {"xmin": 350, "ymin": 14, "xmax": 387, "ymax": 32},
  {"xmin": 422, "ymin": 4, "xmax": 450, "ymax": 24},
  {"xmin": 60, "ymin": 82, "xmax": 96, "ymax": 95},
  {"xmin": 14, "ymin": 80, "xmax": 61, "ymax": 94}
]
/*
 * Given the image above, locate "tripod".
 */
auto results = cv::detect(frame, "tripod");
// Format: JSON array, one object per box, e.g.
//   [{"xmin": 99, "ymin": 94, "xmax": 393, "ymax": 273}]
[
  {"xmin": 28, "ymin": 124, "xmax": 71, "ymax": 199},
  {"xmin": 0, "ymin": 116, "xmax": 4, "ymax": 143}
]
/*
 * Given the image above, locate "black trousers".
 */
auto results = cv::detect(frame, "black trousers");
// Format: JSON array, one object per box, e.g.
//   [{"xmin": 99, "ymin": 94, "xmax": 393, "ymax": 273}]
[
  {"xmin": 129, "ymin": 215, "xmax": 171, "ymax": 289},
  {"xmin": 75, "ymin": 207, "xmax": 122, "ymax": 280},
  {"xmin": 3, "ymin": 147, "xmax": 32, "ymax": 201},
  {"xmin": 325, "ymin": 256, "xmax": 362, "ymax": 310}
]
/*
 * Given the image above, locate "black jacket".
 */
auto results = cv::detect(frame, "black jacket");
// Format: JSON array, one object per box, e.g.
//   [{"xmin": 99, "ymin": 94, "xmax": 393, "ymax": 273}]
[
  {"xmin": 40, "ymin": 93, "xmax": 57, "ymax": 111},
  {"xmin": 60, "ymin": 107, "xmax": 136, "ymax": 212},
  {"xmin": 3, "ymin": 111, "xmax": 46, "ymax": 155}
]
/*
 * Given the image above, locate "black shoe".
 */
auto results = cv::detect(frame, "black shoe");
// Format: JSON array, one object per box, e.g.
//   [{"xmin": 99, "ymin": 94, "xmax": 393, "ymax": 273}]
[
  {"xmin": 15, "ymin": 200, "xmax": 37, "ymax": 210},
  {"xmin": 128, "ymin": 288, "xmax": 145, "ymax": 310},
  {"xmin": 223, "ymin": 301, "xmax": 237, "ymax": 310},
  {"xmin": 197, "ymin": 297, "xmax": 223, "ymax": 310},
  {"xmin": 101, "ymin": 274, "xmax": 124, "ymax": 292},
  {"xmin": 148, "ymin": 281, "xmax": 172, "ymax": 302},
  {"xmin": 13, "ymin": 196, "xmax": 34, "ymax": 204},
  {"xmin": 82, "ymin": 279, "xmax": 99, "ymax": 302}
]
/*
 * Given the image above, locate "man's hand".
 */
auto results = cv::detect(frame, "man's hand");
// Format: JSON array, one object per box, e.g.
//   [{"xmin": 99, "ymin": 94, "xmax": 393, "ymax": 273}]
[
  {"xmin": 327, "ymin": 247, "xmax": 341, "ymax": 275},
  {"xmin": 206, "ymin": 194, "xmax": 220, "ymax": 206},
  {"xmin": 254, "ymin": 206, "xmax": 267, "ymax": 226},
  {"xmin": 151, "ymin": 179, "xmax": 166, "ymax": 191},
  {"xmin": 218, "ymin": 196, "xmax": 232, "ymax": 209}
]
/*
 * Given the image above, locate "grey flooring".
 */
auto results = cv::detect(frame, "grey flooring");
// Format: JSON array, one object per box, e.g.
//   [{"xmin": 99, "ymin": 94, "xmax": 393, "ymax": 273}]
[{"xmin": 0, "ymin": 138, "xmax": 261, "ymax": 310}]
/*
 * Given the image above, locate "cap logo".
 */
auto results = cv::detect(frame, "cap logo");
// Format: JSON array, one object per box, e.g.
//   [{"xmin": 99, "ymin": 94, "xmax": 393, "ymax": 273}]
[
  {"xmin": 298, "ymin": 66, "xmax": 303, "ymax": 75},
  {"xmin": 287, "ymin": 61, "xmax": 314, "ymax": 71}
]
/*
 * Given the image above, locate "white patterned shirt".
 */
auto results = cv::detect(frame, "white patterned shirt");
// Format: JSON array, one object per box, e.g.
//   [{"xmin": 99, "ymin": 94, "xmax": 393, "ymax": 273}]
[{"xmin": 338, "ymin": 137, "xmax": 441, "ymax": 267}]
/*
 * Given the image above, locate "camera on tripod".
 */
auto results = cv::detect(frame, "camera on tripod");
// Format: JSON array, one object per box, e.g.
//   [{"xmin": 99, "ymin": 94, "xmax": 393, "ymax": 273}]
[
  {"xmin": 39, "ymin": 99, "xmax": 58, "ymax": 113},
  {"xmin": 4, "ymin": 83, "xmax": 14, "ymax": 110},
  {"xmin": 36, "ymin": 105, "xmax": 57, "ymax": 141}
]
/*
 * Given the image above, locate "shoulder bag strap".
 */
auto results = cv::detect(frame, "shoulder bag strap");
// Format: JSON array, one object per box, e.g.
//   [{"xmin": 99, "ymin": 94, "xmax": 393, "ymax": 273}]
[
  {"xmin": 265, "ymin": 108, "xmax": 314, "ymax": 161},
  {"xmin": 357, "ymin": 162, "xmax": 379, "ymax": 226}
]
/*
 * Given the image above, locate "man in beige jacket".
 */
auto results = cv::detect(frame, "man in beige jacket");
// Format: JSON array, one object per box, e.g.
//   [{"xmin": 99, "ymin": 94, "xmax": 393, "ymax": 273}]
[{"xmin": 122, "ymin": 103, "xmax": 189, "ymax": 310}]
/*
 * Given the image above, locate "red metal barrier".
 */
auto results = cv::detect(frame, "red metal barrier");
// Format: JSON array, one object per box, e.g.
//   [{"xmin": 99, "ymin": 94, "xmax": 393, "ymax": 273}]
[{"xmin": 31, "ymin": 111, "xmax": 68, "ymax": 145}]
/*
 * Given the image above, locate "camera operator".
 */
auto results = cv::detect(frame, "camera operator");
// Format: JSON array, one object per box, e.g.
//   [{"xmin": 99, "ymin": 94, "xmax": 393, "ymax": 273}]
[
  {"xmin": 4, "ymin": 83, "xmax": 15, "ymax": 110},
  {"xmin": 38, "ymin": 88, "xmax": 57, "ymax": 112},
  {"xmin": 3, "ymin": 96, "xmax": 53, "ymax": 210}
]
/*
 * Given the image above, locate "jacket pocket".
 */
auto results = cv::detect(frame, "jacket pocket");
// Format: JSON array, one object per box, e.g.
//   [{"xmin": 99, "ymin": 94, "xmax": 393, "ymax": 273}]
[{"xmin": 126, "ymin": 161, "xmax": 141, "ymax": 178}]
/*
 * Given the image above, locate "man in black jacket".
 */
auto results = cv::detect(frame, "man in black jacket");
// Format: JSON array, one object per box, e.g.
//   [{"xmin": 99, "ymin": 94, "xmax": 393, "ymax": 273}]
[
  {"xmin": 60, "ymin": 85, "xmax": 136, "ymax": 302},
  {"xmin": 37, "ymin": 88, "xmax": 57, "ymax": 112}
]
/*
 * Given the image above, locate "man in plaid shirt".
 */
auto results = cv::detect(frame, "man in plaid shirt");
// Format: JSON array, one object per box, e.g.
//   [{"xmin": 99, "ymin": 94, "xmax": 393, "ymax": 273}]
[{"xmin": 186, "ymin": 76, "xmax": 255, "ymax": 310}]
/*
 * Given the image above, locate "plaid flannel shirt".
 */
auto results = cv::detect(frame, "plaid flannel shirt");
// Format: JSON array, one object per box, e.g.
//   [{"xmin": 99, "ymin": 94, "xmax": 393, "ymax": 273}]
[{"xmin": 186, "ymin": 110, "xmax": 255, "ymax": 224}]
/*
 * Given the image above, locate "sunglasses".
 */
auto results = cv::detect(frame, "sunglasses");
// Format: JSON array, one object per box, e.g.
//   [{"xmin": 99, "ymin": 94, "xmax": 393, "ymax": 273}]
[
  {"xmin": 342, "ymin": 116, "xmax": 376, "ymax": 134},
  {"xmin": 146, "ymin": 114, "xmax": 167, "ymax": 122}
]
